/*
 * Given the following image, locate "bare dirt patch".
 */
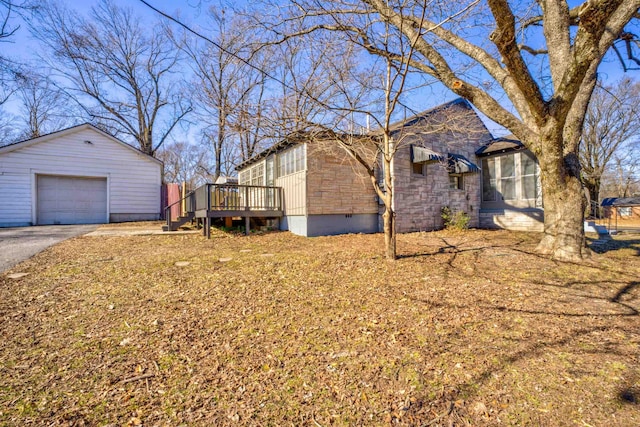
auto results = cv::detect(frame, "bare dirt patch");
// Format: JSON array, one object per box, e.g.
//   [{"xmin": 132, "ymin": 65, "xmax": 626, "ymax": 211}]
[
  {"xmin": 96, "ymin": 221, "xmax": 166, "ymax": 230},
  {"xmin": 1, "ymin": 228, "xmax": 638, "ymax": 426}
]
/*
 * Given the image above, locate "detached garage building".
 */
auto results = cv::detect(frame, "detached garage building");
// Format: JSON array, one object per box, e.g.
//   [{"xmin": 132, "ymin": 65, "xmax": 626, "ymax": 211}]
[{"xmin": 0, "ymin": 124, "xmax": 162, "ymax": 227}]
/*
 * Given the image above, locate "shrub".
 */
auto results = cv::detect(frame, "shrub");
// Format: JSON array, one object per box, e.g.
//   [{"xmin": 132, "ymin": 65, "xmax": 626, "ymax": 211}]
[{"xmin": 441, "ymin": 206, "xmax": 470, "ymax": 230}]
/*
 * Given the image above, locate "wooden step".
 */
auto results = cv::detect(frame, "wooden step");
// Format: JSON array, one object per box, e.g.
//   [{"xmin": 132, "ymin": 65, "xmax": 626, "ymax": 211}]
[{"xmin": 165, "ymin": 212, "xmax": 195, "ymax": 231}]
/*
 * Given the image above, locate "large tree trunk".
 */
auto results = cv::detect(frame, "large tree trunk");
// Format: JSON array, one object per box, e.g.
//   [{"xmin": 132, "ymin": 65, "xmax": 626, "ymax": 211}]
[{"xmin": 536, "ymin": 134, "xmax": 589, "ymax": 261}]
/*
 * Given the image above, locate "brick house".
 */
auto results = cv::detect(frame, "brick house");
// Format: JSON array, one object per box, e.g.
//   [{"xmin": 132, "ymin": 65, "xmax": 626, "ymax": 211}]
[
  {"xmin": 388, "ymin": 98, "xmax": 489, "ymax": 232},
  {"xmin": 602, "ymin": 197, "xmax": 640, "ymax": 221},
  {"xmin": 237, "ymin": 98, "xmax": 514, "ymax": 236}
]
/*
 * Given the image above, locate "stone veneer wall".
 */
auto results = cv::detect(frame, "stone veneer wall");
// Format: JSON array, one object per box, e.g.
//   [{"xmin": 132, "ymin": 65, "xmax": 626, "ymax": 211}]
[
  {"xmin": 306, "ymin": 144, "xmax": 378, "ymax": 216},
  {"xmin": 390, "ymin": 102, "xmax": 490, "ymax": 233},
  {"xmin": 479, "ymin": 209, "xmax": 544, "ymax": 232},
  {"xmin": 392, "ymin": 140, "xmax": 482, "ymax": 233}
]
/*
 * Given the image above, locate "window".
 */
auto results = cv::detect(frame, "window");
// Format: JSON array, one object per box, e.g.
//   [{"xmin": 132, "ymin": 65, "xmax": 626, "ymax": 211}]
[
  {"xmin": 521, "ymin": 151, "xmax": 537, "ymax": 200},
  {"xmin": 619, "ymin": 207, "xmax": 632, "ymax": 217},
  {"xmin": 238, "ymin": 170, "xmax": 249, "ymax": 185},
  {"xmin": 500, "ymin": 155, "xmax": 516, "ymax": 200},
  {"xmin": 449, "ymin": 174, "xmax": 463, "ymax": 190},
  {"xmin": 412, "ymin": 162, "xmax": 426, "ymax": 176},
  {"xmin": 482, "ymin": 158, "xmax": 497, "ymax": 201},
  {"xmin": 482, "ymin": 152, "xmax": 539, "ymax": 203},
  {"xmin": 250, "ymin": 164, "xmax": 264, "ymax": 185},
  {"xmin": 278, "ymin": 144, "xmax": 306, "ymax": 177},
  {"xmin": 239, "ymin": 163, "xmax": 264, "ymax": 186}
]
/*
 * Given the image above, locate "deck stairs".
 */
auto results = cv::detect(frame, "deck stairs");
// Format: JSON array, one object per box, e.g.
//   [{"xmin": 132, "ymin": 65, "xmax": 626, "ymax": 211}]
[
  {"xmin": 162, "ymin": 211, "xmax": 195, "ymax": 232},
  {"xmin": 163, "ymin": 190, "xmax": 196, "ymax": 232}
]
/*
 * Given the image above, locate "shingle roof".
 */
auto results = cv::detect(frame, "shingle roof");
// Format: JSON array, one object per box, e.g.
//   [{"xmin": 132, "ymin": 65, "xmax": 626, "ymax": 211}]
[
  {"xmin": 602, "ymin": 197, "xmax": 640, "ymax": 206},
  {"xmin": 475, "ymin": 135, "xmax": 525, "ymax": 156}
]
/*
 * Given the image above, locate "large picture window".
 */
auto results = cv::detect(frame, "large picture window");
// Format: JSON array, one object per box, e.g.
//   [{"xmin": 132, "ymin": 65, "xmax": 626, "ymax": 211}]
[
  {"xmin": 482, "ymin": 152, "xmax": 538, "ymax": 203},
  {"xmin": 278, "ymin": 144, "xmax": 306, "ymax": 177}
]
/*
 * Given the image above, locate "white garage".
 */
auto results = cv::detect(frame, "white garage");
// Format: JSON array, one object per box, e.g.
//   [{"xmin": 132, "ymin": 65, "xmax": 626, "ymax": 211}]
[{"xmin": 0, "ymin": 124, "xmax": 163, "ymax": 227}]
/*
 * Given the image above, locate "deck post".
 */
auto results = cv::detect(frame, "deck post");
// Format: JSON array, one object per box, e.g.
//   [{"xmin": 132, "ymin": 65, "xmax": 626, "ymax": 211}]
[
  {"xmin": 205, "ymin": 217, "xmax": 211, "ymax": 239},
  {"xmin": 245, "ymin": 216, "xmax": 250, "ymax": 235}
]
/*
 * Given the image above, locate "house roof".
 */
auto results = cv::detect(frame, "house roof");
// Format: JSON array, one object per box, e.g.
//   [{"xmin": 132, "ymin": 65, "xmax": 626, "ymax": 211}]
[
  {"xmin": 387, "ymin": 98, "xmax": 484, "ymax": 133},
  {"xmin": 238, "ymin": 98, "xmax": 493, "ymax": 171},
  {"xmin": 0, "ymin": 123, "xmax": 163, "ymax": 165},
  {"xmin": 236, "ymin": 129, "xmax": 372, "ymax": 171},
  {"xmin": 475, "ymin": 135, "xmax": 525, "ymax": 156},
  {"xmin": 602, "ymin": 197, "xmax": 640, "ymax": 207}
]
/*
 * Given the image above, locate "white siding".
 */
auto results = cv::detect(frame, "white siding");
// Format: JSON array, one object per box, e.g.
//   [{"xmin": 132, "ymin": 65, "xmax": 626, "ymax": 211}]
[
  {"xmin": 0, "ymin": 126, "xmax": 162, "ymax": 226},
  {"xmin": 276, "ymin": 171, "xmax": 306, "ymax": 215}
]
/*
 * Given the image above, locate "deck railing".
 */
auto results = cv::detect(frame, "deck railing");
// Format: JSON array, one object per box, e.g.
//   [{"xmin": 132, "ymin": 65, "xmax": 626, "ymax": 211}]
[{"xmin": 194, "ymin": 183, "xmax": 283, "ymax": 212}]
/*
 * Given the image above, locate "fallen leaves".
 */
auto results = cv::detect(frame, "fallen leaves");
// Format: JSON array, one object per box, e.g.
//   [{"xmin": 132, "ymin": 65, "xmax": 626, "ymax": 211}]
[{"xmin": 0, "ymin": 227, "xmax": 639, "ymax": 426}]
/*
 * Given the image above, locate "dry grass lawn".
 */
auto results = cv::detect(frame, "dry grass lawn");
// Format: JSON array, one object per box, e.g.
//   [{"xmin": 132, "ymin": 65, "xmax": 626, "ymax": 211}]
[{"xmin": 1, "ymin": 224, "xmax": 639, "ymax": 426}]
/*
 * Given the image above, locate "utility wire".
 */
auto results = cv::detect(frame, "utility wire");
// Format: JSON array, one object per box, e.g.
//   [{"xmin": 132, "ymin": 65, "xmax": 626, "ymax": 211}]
[
  {"xmin": 138, "ymin": 0, "xmax": 324, "ymax": 108},
  {"xmin": 137, "ymin": 0, "xmax": 423, "ymax": 130}
]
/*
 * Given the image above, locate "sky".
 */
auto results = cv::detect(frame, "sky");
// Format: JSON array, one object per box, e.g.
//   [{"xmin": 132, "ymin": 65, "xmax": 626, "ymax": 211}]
[{"xmin": 2, "ymin": 0, "xmax": 638, "ymax": 142}]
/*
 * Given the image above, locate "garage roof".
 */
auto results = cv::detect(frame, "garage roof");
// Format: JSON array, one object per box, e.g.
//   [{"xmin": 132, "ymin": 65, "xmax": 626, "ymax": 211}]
[{"xmin": 0, "ymin": 123, "xmax": 163, "ymax": 165}]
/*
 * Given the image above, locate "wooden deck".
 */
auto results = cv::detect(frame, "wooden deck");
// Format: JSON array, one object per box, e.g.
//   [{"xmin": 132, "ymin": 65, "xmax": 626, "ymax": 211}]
[{"xmin": 165, "ymin": 183, "xmax": 284, "ymax": 237}]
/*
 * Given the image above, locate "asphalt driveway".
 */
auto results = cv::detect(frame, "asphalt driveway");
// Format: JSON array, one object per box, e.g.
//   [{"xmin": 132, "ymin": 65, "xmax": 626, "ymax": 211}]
[{"xmin": 0, "ymin": 225, "xmax": 98, "ymax": 273}]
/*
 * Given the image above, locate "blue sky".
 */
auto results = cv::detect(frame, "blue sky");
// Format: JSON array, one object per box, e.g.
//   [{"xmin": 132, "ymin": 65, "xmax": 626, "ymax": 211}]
[{"xmin": 2, "ymin": 0, "xmax": 637, "ymax": 141}]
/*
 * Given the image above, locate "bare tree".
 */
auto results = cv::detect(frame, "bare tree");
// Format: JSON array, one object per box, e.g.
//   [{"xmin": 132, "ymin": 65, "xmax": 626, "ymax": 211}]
[
  {"xmin": 156, "ymin": 140, "xmax": 212, "ymax": 188},
  {"xmin": 0, "ymin": 0, "xmax": 18, "ymax": 41},
  {"xmin": 277, "ymin": 0, "xmax": 640, "ymax": 261},
  {"xmin": 232, "ymin": 71, "xmax": 268, "ymax": 162},
  {"xmin": 178, "ymin": 7, "xmax": 271, "ymax": 181},
  {"xmin": 30, "ymin": 0, "xmax": 191, "ymax": 156},
  {"xmin": 0, "ymin": 111, "xmax": 19, "ymax": 145},
  {"xmin": 602, "ymin": 144, "xmax": 640, "ymax": 198},
  {"xmin": 264, "ymin": 36, "xmax": 338, "ymax": 139},
  {"xmin": 0, "ymin": 0, "xmax": 31, "ymax": 107},
  {"xmin": 580, "ymin": 77, "xmax": 640, "ymax": 211},
  {"xmin": 14, "ymin": 71, "xmax": 72, "ymax": 139},
  {"xmin": 297, "ymin": 16, "xmax": 432, "ymax": 259}
]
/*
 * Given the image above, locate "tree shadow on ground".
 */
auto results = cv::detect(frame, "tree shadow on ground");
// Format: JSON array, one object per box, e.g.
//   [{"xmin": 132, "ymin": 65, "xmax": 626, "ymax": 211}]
[
  {"xmin": 406, "ymin": 291, "xmax": 639, "ymax": 421},
  {"xmin": 396, "ymin": 232, "xmax": 640, "ymax": 422},
  {"xmin": 397, "ymin": 234, "xmax": 531, "ymax": 261},
  {"xmin": 587, "ymin": 236, "xmax": 640, "ymax": 256}
]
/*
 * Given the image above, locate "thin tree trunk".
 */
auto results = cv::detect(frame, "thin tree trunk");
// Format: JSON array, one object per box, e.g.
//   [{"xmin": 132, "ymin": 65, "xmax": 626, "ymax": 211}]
[
  {"xmin": 584, "ymin": 180, "xmax": 601, "ymax": 217},
  {"xmin": 383, "ymin": 205, "xmax": 396, "ymax": 260}
]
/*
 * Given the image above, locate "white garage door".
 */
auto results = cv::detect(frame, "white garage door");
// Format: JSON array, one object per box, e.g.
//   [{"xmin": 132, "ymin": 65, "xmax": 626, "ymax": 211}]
[{"xmin": 37, "ymin": 175, "xmax": 107, "ymax": 225}]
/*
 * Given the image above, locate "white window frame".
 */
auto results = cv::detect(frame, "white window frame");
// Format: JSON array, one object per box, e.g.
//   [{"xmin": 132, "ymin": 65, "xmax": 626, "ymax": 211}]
[
  {"xmin": 482, "ymin": 152, "xmax": 539, "ymax": 202},
  {"xmin": 239, "ymin": 162, "xmax": 265, "ymax": 186},
  {"xmin": 277, "ymin": 144, "xmax": 306, "ymax": 178}
]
